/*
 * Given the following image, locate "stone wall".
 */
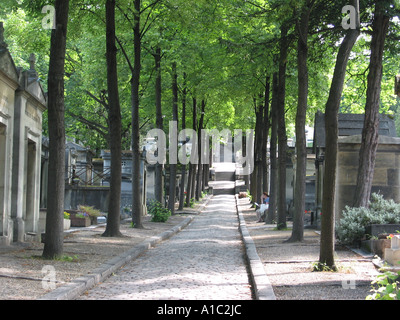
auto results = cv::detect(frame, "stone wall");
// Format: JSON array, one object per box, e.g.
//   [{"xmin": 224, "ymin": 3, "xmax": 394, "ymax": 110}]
[{"xmin": 64, "ymin": 185, "xmax": 110, "ymax": 213}]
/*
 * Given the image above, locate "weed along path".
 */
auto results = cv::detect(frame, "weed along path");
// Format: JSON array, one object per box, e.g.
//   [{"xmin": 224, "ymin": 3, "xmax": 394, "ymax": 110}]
[{"xmin": 78, "ymin": 194, "xmax": 253, "ymax": 300}]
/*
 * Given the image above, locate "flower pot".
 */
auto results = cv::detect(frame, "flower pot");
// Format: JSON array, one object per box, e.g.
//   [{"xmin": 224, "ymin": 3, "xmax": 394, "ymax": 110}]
[
  {"xmin": 63, "ymin": 219, "xmax": 71, "ymax": 230},
  {"xmin": 70, "ymin": 216, "xmax": 91, "ymax": 227}
]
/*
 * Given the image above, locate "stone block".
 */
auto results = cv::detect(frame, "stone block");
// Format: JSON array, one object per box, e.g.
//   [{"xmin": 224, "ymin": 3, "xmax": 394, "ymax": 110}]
[
  {"xmin": 365, "ymin": 224, "xmax": 400, "ymax": 238},
  {"xmin": 384, "ymin": 249, "xmax": 400, "ymax": 266},
  {"xmin": 384, "ymin": 235, "xmax": 400, "ymax": 266},
  {"xmin": 361, "ymin": 239, "xmax": 391, "ymax": 258}
]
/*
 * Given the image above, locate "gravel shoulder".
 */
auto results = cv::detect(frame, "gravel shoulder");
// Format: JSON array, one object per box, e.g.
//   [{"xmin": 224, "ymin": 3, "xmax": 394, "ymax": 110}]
[
  {"xmin": 0, "ymin": 196, "xmax": 383, "ymax": 301},
  {"xmin": 238, "ymin": 197, "xmax": 381, "ymax": 300},
  {"xmin": 0, "ymin": 212, "xmax": 194, "ymax": 300}
]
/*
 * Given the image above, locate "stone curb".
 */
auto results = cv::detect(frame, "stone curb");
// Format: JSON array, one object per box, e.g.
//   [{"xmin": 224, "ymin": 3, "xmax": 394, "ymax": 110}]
[
  {"xmin": 38, "ymin": 216, "xmax": 194, "ymax": 300},
  {"xmin": 235, "ymin": 195, "xmax": 276, "ymax": 300}
]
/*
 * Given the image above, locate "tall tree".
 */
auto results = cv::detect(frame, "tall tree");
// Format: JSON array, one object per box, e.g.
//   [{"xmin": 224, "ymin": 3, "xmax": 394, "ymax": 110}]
[
  {"xmin": 154, "ymin": 45, "xmax": 163, "ymax": 204},
  {"xmin": 262, "ymin": 74, "xmax": 271, "ymax": 197},
  {"xmin": 267, "ymin": 72, "xmax": 278, "ymax": 224},
  {"xmin": 319, "ymin": 0, "xmax": 360, "ymax": 270},
  {"xmin": 196, "ymin": 100, "xmax": 205, "ymax": 201},
  {"xmin": 131, "ymin": 0, "xmax": 143, "ymax": 228},
  {"xmin": 168, "ymin": 62, "xmax": 179, "ymax": 214},
  {"xmin": 252, "ymin": 93, "xmax": 264, "ymax": 206},
  {"xmin": 288, "ymin": 0, "xmax": 314, "ymax": 242},
  {"xmin": 353, "ymin": 0, "xmax": 391, "ymax": 208},
  {"xmin": 102, "ymin": 0, "xmax": 122, "ymax": 237},
  {"xmin": 42, "ymin": 0, "xmax": 70, "ymax": 259},
  {"xmin": 277, "ymin": 24, "xmax": 289, "ymax": 230},
  {"xmin": 178, "ymin": 72, "xmax": 187, "ymax": 211},
  {"xmin": 185, "ymin": 97, "xmax": 197, "ymax": 207}
]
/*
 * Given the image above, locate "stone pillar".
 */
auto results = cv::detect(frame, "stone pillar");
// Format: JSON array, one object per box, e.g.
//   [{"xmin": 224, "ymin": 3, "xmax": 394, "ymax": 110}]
[{"xmin": 12, "ymin": 54, "xmax": 46, "ymax": 242}]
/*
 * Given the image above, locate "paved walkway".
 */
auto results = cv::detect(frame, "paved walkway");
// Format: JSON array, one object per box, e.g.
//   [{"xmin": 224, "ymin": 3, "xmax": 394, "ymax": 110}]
[{"xmin": 78, "ymin": 194, "xmax": 253, "ymax": 300}]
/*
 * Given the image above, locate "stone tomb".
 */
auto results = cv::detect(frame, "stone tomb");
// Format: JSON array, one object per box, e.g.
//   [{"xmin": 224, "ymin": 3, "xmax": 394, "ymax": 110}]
[
  {"xmin": 11, "ymin": 53, "xmax": 47, "ymax": 242},
  {"xmin": 336, "ymin": 135, "xmax": 400, "ymax": 219},
  {"xmin": 0, "ymin": 22, "xmax": 19, "ymax": 245},
  {"xmin": 0, "ymin": 23, "xmax": 47, "ymax": 244},
  {"xmin": 385, "ymin": 235, "xmax": 400, "ymax": 267}
]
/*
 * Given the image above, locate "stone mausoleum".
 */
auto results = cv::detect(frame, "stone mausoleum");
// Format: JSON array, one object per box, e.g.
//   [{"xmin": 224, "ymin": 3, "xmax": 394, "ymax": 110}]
[
  {"xmin": 313, "ymin": 111, "xmax": 400, "ymax": 222},
  {"xmin": 0, "ymin": 22, "xmax": 47, "ymax": 245}
]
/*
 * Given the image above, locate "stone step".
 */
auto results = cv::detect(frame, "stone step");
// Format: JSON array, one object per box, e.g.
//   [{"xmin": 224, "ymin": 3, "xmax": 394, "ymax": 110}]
[
  {"xmin": 215, "ymin": 171, "xmax": 235, "ymax": 182},
  {"xmin": 208, "ymin": 181, "xmax": 235, "ymax": 195}
]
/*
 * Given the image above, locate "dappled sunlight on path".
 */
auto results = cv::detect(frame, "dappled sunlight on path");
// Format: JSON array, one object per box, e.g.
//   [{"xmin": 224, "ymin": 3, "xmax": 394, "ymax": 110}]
[{"xmin": 79, "ymin": 195, "xmax": 253, "ymax": 300}]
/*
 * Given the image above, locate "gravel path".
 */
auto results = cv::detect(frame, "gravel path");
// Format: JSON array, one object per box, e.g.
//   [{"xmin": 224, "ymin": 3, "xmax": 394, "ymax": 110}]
[
  {"xmin": 238, "ymin": 197, "xmax": 381, "ymax": 300},
  {"xmin": 0, "ymin": 194, "xmax": 385, "ymax": 301},
  {"xmin": 78, "ymin": 195, "xmax": 253, "ymax": 300}
]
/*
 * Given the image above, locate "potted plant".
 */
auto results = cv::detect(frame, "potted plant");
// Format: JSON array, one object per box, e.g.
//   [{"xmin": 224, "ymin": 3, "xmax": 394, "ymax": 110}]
[
  {"xmin": 70, "ymin": 211, "xmax": 91, "ymax": 227},
  {"xmin": 63, "ymin": 211, "xmax": 71, "ymax": 230},
  {"xmin": 77, "ymin": 205, "xmax": 102, "ymax": 225}
]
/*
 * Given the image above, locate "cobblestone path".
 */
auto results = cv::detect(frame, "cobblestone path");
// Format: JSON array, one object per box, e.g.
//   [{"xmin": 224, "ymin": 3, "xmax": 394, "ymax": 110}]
[{"xmin": 79, "ymin": 194, "xmax": 253, "ymax": 300}]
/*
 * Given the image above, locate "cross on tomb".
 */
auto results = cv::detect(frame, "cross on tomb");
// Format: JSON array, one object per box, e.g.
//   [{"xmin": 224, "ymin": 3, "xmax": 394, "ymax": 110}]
[
  {"xmin": 0, "ymin": 22, "xmax": 4, "ymax": 42},
  {"xmin": 0, "ymin": 22, "xmax": 7, "ymax": 48},
  {"xmin": 29, "ymin": 53, "xmax": 36, "ymax": 70}
]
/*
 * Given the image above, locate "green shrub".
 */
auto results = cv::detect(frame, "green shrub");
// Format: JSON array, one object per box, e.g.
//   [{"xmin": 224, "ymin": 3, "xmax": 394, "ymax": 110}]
[
  {"xmin": 147, "ymin": 200, "xmax": 171, "ymax": 222},
  {"xmin": 366, "ymin": 270, "xmax": 400, "ymax": 300},
  {"xmin": 336, "ymin": 193, "xmax": 400, "ymax": 245},
  {"xmin": 77, "ymin": 205, "xmax": 101, "ymax": 217}
]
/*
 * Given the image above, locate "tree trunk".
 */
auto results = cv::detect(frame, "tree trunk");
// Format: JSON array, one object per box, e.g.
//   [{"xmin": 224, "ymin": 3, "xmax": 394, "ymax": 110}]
[
  {"xmin": 277, "ymin": 25, "xmax": 288, "ymax": 230},
  {"xmin": 353, "ymin": 2, "xmax": 390, "ymax": 208},
  {"xmin": 103, "ymin": 0, "xmax": 122, "ymax": 237},
  {"xmin": 185, "ymin": 97, "xmax": 197, "ymax": 207},
  {"xmin": 196, "ymin": 100, "xmax": 205, "ymax": 201},
  {"xmin": 255, "ymin": 95, "xmax": 264, "ymax": 205},
  {"xmin": 319, "ymin": 0, "xmax": 360, "ymax": 270},
  {"xmin": 42, "ymin": 0, "xmax": 70, "ymax": 259},
  {"xmin": 131, "ymin": 0, "xmax": 143, "ymax": 228},
  {"xmin": 178, "ymin": 72, "xmax": 187, "ymax": 211},
  {"xmin": 168, "ymin": 62, "xmax": 178, "ymax": 214},
  {"xmin": 267, "ymin": 72, "xmax": 278, "ymax": 224},
  {"xmin": 288, "ymin": 1, "xmax": 312, "ymax": 243},
  {"xmin": 154, "ymin": 46, "xmax": 163, "ymax": 204},
  {"xmin": 262, "ymin": 75, "xmax": 271, "ymax": 195}
]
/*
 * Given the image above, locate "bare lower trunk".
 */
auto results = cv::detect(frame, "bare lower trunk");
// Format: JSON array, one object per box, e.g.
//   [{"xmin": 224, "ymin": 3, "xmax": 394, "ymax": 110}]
[
  {"xmin": 185, "ymin": 98, "xmax": 197, "ymax": 207},
  {"xmin": 277, "ymin": 25, "xmax": 288, "ymax": 230},
  {"xmin": 42, "ymin": 0, "xmax": 69, "ymax": 259},
  {"xmin": 131, "ymin": 0, "xmax": 143, "ymax": 228},
  {"xmin": 319, "ymin": 0, "xmax": 360, "ymax": 269},
  {"xmin": 267, "ymin": 73, "xmax": 278, "ymax": 224},
  {"xmin": 196, "ymin": 100, "xmax": 205, "ymax": 200},
  {"xmin": 262, "ymin": 75, "xmax": 270, "ymax": 195},
  {"xmin": 168, "ymin": 62, "xmax": 178, "ymax": 214},
  {"xmin": 154, "ymin": 46, "xmax": 163, "ymax": 204},
  {"xmin": 178, "ymin": 73, "xmax": 187, "ymax": 211},
  {"xmin": 288, "ymin": 1, "xmax": 312, "ymax": 243},
  {"xmin": 353, "ymin": 2, "xmax": 389, "ymax": 208},
  {"xmin": 103, "ymin": 0, "xmax": 122, "ymax": 237}
]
